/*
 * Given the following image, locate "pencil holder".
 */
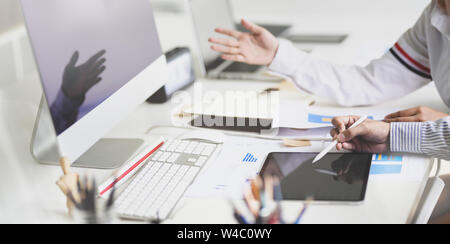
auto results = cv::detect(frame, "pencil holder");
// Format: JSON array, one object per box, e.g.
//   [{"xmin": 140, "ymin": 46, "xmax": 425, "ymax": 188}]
[
  {"xmin": 66, "ymin": 175, "xmax": 118, "ymax": 224},
  {"xmin": 231, "ymin": 175, "xmax": 313, "ymax": 224},
  {"xmin": 72, "ymin": 199, "xmax": 117, "ymax": 224}
]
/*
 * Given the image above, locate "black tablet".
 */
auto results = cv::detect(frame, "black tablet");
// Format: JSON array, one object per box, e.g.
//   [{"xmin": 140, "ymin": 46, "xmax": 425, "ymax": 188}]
[{"xmin": 260, "ymin": 152, "xmax": 372, "ymax": 203}]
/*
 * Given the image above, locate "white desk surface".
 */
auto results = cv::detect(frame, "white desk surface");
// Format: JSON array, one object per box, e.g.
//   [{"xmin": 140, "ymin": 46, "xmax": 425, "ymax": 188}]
[
  {"xmin": 0, "ymin": 0, "xmax": 445, "ymax": 224},
  {"xmin": 0, "ymin": 75, "xmax": 445, "ymax": 224}
]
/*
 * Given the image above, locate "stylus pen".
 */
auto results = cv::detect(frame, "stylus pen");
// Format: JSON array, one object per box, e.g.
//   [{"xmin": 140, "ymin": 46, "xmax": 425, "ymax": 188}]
[
  {"xmin": 314, "ymin": 168, "xmax": 338, "ymax": 177},
  {"xmin": 312, "ymin": 116, "xmax": 368, "ymax": 164}
]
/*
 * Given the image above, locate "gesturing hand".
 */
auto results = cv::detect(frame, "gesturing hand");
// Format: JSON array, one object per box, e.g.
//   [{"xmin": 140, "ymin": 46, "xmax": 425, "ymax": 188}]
[
  {"xmin": 62, "ymin": 50, "xmax": 107, "ymax": 100},
  {"xmin": 330, "ymin": 116, "xmax": 391, "ymax": 153},
  {"xmin": 384, "ymin": 106, "xmax": 448, "ymax": 123},
  {"xmin": 208, "ymin": 19, "xmax": 279, "ymax": 66}
]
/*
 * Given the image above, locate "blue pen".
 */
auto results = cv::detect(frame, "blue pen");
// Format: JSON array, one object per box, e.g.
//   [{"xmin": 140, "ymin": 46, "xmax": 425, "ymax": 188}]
[
  {"xmin": 234, "ymin": 209, "xmax": 250, "ymax": 224},
  {"xmin": 294, "ymin": 198, "xmax": 313, "ymax": 224}
]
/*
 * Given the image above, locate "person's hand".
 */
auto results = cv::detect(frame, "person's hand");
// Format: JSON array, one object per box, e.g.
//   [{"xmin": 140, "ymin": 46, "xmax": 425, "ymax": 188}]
[
  {"xmin": 208, "ymin": 19, "xmax": 279, "ymax": 66},
  {"xmin": 330, "ymin": 116, "xmax": 390, "ymax": 153},
  {"xmin": 62, "ymin": 50, "xmax": 107, "ymax": 100},
  {"xmin": 384, "ymin": 106, "xmax": 448, "ymax": 123}
]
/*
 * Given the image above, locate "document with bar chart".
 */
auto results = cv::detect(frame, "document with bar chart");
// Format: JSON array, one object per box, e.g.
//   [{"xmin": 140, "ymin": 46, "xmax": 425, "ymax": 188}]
[
  {"xmin": 277, "ymin": 100, "xmax": 411, "ymax": 129},
  {"xmin": 185, "ymin": 138, "xmax": 269, "ymax": 199},
  {"xmin": 370, "ymin": 154, "xmax": 404, "ymax": 175},
  {"xmin": 308, "ymin": 113, "xmax": 375, "ymax": 126},
  {"xmin": 369, "ymin": 154, "xmax": 428, "ymax": 181}
]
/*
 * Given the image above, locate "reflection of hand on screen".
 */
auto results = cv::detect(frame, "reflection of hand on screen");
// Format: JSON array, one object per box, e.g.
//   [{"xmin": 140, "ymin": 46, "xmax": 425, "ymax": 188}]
[
  {"xmin": 50, "ymin": 50, "xmax": 107, "ymax": 135},
  {"xmin": 62, "ymin": 50, "xmax": 107, "ymax": 99},
  {"xmin": 331, "ymin": 155, "xmax": 365, "ymax": 184}
]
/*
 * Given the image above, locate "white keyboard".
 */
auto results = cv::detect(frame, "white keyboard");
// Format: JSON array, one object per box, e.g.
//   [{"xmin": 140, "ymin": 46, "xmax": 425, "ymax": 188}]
[{"xmin": 115, "ymin": 139, "xmax": 217, "ymax": 221}]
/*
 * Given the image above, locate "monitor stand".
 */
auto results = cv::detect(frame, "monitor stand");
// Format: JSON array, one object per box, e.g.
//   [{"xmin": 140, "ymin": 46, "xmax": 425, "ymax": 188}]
[{"xmin": 30, "ymin": 96, "xmax": 144, "ymax": 169}]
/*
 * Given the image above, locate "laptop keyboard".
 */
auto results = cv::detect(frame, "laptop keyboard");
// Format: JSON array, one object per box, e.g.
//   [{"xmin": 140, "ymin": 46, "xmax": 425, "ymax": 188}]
[{"xmin": 223, "ymin": 62, "xmax": 261, "ymax": 73}]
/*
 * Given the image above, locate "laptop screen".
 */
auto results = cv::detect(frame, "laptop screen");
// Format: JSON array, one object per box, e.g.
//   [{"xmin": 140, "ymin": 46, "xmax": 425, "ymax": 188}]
[{"xmin": 189, "ymin": 0, "xmax": 235, "ymax": 72}]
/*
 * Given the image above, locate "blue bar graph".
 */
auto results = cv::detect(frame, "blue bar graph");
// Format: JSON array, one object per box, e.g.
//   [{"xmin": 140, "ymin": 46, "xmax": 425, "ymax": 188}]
[
  {"xmin": 308, "ymin": 113, "xmax": 374, "ymax": 125},
  {"xmin": 243, "ymin": 153, "xmax": 258, "ymax": 163},
  {"xmin": 372, "ymin": 154, "xmax": 403, "ymax": 162},
  {"xmin": 370, "ymin": 165, "xmax": 402, "ymax": 175},
  {"xmin": 308, "ymin": 114, "xmax": 334, "ymax": 124}
]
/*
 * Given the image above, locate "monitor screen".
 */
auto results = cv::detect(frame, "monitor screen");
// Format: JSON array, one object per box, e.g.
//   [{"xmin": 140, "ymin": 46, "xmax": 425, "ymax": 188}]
[
  {"xmin": 189, "ymin": 0, "xmax": 235, "ymax": 71},
  {"xmin": 21, "ymin": 0, "xmax": 163, "ymax": 135}
]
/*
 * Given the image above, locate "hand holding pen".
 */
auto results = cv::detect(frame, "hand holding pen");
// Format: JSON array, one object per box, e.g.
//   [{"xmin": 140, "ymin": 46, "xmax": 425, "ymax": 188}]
[{"xmin": 330, "ymin": 116, "xmax": 391, "ymax": 154}]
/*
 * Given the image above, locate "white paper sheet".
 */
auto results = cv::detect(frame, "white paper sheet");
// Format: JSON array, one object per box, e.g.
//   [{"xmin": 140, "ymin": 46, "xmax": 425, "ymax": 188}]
[
  {"xmin": 185, "ymin": 135, "xmax": 327, "ymax": 199},
  {"xmin": 275, "ymin": 100, "xmax": 409, "ymax": 129},
  {"xmin": 369, "ymin": 153, "xmax": 429, "ymax": 181}
]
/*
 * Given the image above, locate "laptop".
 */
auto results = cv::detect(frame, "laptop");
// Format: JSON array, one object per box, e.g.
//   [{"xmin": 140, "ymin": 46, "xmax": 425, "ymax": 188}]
[{"xmin": 188, "ymin": 0, "xmax": 291, "ymax": 81}]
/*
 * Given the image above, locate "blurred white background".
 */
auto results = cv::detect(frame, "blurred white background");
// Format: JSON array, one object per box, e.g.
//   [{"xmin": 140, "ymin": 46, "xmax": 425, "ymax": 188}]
[
  {"xmin": 0, "ymin": 0, "xmax": 431, "ymax": 33},
  {"xmin": 0, "ymin": 0, "xmax": 430, "ymax": 88}
]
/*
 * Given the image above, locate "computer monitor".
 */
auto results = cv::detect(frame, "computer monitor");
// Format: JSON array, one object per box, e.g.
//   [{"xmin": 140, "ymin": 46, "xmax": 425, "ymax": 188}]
[{"xmin": 22, "ymin": 0, "xmax": 168, "ymax": 168}]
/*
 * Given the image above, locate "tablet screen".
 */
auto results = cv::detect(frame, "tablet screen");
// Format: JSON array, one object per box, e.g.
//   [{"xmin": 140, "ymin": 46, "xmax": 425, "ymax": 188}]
[{"xmin": 260, "ymin": 152, "xmax": 372, "ymax": 202}]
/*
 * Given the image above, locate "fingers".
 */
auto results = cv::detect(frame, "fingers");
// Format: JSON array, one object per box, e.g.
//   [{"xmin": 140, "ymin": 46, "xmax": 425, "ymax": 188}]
[
  {"xmin": 86, "ymin": 75, "xmax": 104, "ymax": 90},
  {"xmin": 211, "ymin": 45, "xmax": 240, "ymax": 55},
  {"xmin": 241, "ymin": 19, "xmax": 264, "ymax": 35},
  {"xmin": 331, "ymin": 116, "xmax": 360, "ymax": 133},
  {"xmin": 89, "ymin": 58, "xmax": 106, "ymax": 73},
  {"xmin": 87, "ymin": 65, "xmax": 106, "ymax": 81},
  {"xmin": 331, "ymin": 117, "xmax": 347, "ymax": 134},
  {"xmin": 341, "ymin": 142, "xmax": 357, "ymax": 151},
  {"xmin": 338, "ymin": 123, "xmax": 369, "ymax": 143},
  {"xmin": 208, "ymin": 37, "xmax": 240, "ymax": 48},
  {"xmin": 215, "ymin": 28, "xmax": 243, "ymax": 39},
  {"xmin": 336, "ymin": 142, "xmax": 357, "ymax": 151},
  {"xmin": 86, "ymin": 49, "xmax": 107, "ymax": 66},
  {"xmin": 384, "ymin": 116, "xmax": 420, "ymax": 123},
  {"xmin": 385, "ymin": 107, "xmax": 419, "ymax": 119},
  {"xmin": 330, "ymin": 128, "xmax": 339, "ymax": 138},
  {"xmin": 68, "ymin": 51, "xmax": 79, "ymax": 67}
]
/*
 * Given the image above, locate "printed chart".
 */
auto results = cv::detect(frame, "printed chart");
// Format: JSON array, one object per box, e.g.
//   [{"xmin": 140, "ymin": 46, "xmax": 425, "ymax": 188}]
[
  {"xmin": 308, "ymin": 113, "xmax": 374, "ymax": 125},
  {"xmin": 242, "ymin": 153, "xmax": 258, "ymax": 163},
  {"xmin": 370, "ymin": 154, "xmax": 404, "ymax": 175}
]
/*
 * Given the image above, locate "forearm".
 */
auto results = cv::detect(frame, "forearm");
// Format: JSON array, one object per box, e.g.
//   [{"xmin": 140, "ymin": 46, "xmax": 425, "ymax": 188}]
[
  {"xmin": 50, "ymin": 89, "xmax": 84, "ymax": 134},
  {"xmin": 390, "ymin": 117, "xmax": 450, "ymax": 160},
  {"xmin": 269, "ymin": 40, "xmax": 430, "ymax": 107}
]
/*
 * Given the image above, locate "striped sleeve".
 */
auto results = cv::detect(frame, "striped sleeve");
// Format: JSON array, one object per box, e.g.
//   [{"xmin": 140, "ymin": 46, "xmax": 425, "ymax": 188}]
[
  {"xmin": 390, "ymin": 3, "xmax": 433, "ymax": 80},
  {"xmin": 390, "ymin": 42, "xmax": 432, "ymax": 79},
  {"xmin": 390, "ymin": 117, "xmax": 450, "ymax": 160}
]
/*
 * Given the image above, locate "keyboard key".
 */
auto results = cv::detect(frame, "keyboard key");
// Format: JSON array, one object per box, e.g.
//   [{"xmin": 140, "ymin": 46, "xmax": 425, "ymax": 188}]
[
  {"xmin": 159, "ymin": 140, "xmax": 171, "ymax": 151},
  {"xmin": 152, "ymin": 151, "xmax": 163, "ymax": 161},
  {"xmin": 201, "ymin": 145, "xmax": 216, "ymax": 156},
  {"xmin": 158, "ymin": 152, "xmax": 171, "ymax": 162},
  {"xmin": 192, "ymin": 143, "xmax": 206, "ymax": 155},
  {"xmin": 195, "ymin": 156, "xmax": 208, "ymax": 167},
  {"xmin": 166, "ymin": 140, "xmax": 181, "ymax": 152},
  {"xmin": 184, "ymin": 142, "xmax": 199, "ymax": 154},
  {"xmin": 175, "ymin": 141, "xmax": 189, "ymax": 153},
  {"xmin": 167, "ymin": 153, "xmax": 180, "ymax": 163}
]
